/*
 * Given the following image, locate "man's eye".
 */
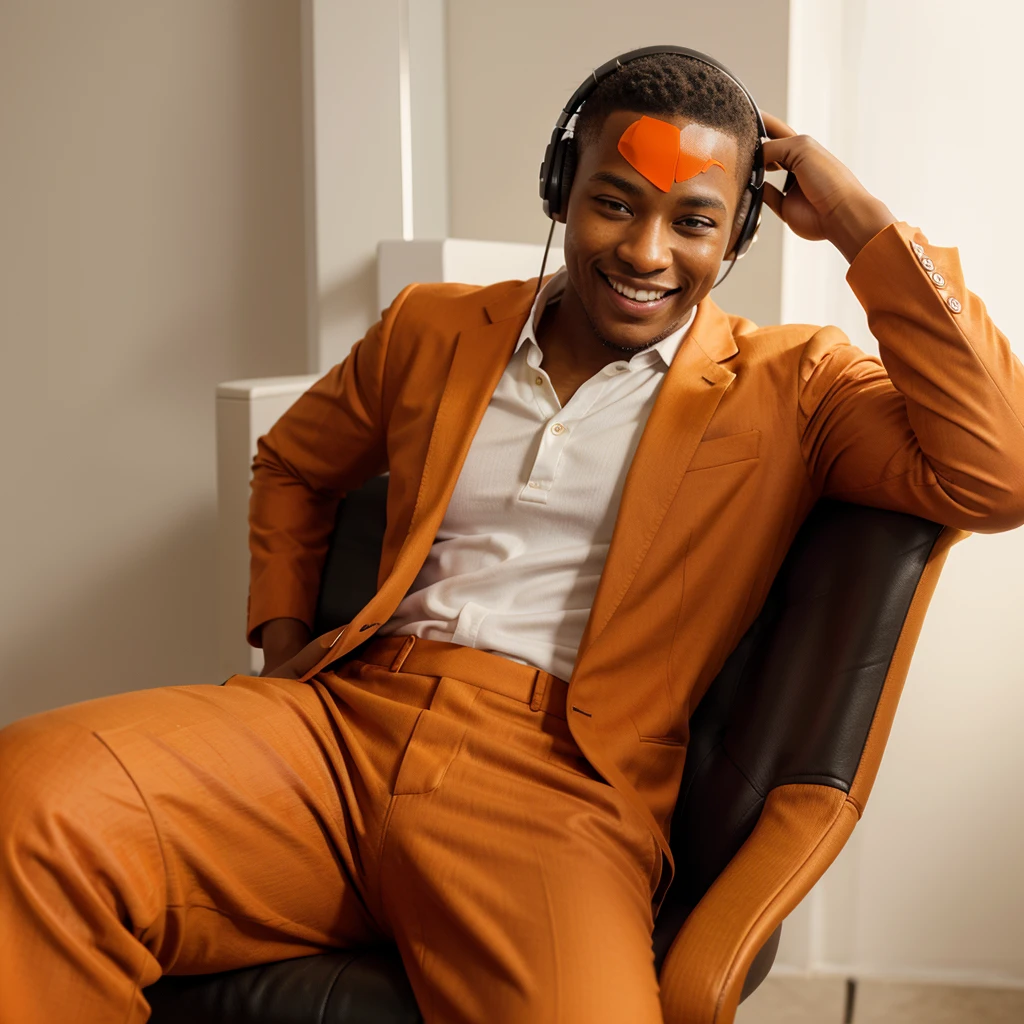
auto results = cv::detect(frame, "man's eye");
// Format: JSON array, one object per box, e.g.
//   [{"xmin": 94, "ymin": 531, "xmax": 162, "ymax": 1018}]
[
  {"xmin": 597, "ymin": 198, "xmax": 631, "ymax": 215},
  {"xmin": 677, "ymin": 216, "xmax": 714, "ymax": 230}
]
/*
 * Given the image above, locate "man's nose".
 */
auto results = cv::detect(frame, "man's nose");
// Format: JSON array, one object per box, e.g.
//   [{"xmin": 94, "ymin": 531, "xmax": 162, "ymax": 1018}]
[{"xmin": 615, "ymin": 216, "xmax": 672, "ymax": 275}]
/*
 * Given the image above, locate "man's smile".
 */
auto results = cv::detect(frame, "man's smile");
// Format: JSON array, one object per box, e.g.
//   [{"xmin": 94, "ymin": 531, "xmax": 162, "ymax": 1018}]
[{"xmin": 596, "ymin": 268, "xmax": 681, "ymax": 316}]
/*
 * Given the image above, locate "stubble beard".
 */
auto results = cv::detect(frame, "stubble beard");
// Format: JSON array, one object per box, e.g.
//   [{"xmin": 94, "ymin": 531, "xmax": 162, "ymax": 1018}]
[{"xmin": 583, "ymin": 303, "xmax": 690, "ymax": 355}]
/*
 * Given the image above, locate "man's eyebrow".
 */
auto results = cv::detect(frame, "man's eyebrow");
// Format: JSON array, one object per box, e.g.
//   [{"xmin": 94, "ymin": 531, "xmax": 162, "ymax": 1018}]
[
  {"xmin": 677, "ymin": 193, "xmax": 728, "ymax": 212},
  {"xmin": 589, "ymin": 170, "xmax": 729, "ymax": 212},
  {"xmin": 589, "ymin": 171, "xmax": 644, "ymax": 196}
]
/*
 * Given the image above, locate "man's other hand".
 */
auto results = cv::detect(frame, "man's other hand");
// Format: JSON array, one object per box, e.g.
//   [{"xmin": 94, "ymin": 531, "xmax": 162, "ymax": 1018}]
[{"xmin": 259, "ymin": 617, "xmax": 312, "ymax": 677}]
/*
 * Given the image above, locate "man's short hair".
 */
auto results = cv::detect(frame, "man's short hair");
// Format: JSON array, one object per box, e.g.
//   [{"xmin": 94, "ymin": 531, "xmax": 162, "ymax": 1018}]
[{"xmin": 574, "ymin": 53, "xmax": 760, "ymax": 192}]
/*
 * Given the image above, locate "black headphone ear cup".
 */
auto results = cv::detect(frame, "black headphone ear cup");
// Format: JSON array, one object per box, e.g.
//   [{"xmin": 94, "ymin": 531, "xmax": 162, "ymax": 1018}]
[
  {"xmin": 730, "ymin": 188, "xmax": 754, "ymax": 256},
  {"xmin": 557, "ymin": 138, "xmax": 577, "ymax": 219},
  {"xmin": 732, "ymin": 187, "xmax": 763, "ymax": 258},
  {"xmin": 733, "ymin": 190, "xmax": 757, "ymax": 258}
]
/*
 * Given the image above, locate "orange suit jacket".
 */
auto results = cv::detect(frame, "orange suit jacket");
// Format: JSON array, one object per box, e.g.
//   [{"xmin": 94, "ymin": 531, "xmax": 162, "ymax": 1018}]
[{"xmin": 247, "ymin": 221, "xmax": 1024, "ymax": 913}]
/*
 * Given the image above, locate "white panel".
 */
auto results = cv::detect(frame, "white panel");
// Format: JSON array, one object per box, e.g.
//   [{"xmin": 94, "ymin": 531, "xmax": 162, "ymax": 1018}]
[{"xmin": 442, "ymin": 237, "xmax": 564, "ymax": 287}]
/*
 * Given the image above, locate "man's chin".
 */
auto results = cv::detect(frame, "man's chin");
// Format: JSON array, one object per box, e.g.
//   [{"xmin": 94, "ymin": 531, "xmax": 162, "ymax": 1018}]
[{"xmin": 591, "ymin": 324, "xmax": 666, "ymax": 354}]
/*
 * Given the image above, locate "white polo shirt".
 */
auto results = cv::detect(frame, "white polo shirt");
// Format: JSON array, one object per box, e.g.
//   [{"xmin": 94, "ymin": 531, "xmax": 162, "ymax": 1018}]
[{"xmin": 378, "ymin": 268, "xmax": 697, "ymax": 681}]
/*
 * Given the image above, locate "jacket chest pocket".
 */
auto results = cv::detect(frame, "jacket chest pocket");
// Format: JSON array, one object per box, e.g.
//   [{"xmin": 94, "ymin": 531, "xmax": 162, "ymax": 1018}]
[{"xmin": 688, "ymin": 428, "xmax": 761, "ymax": 472}]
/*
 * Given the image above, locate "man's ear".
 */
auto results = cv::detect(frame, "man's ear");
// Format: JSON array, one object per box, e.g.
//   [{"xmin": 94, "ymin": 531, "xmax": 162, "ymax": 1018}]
[{"xmin": 725, "ymin": 188, "xmax": 752, "ymax": 259}]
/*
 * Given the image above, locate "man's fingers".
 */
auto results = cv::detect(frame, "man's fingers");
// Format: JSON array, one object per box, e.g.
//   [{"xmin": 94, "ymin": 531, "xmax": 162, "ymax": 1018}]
[
  {"xmin": 761, "ymin": 135, "xmax": 800, "ymax": 173},
  {"xmin": 762, "ymin": 181, "xmax": 785, "ymax": 218},
  {"xmin": 760, "ymin": 110, "xmax": 798, "ymax": 139}
]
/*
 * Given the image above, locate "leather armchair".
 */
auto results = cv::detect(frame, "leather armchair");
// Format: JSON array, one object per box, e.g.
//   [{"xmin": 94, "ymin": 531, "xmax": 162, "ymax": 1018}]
[{"xmin": 147, "ymin": 478, "xmax": 965, "ymax": 1022}]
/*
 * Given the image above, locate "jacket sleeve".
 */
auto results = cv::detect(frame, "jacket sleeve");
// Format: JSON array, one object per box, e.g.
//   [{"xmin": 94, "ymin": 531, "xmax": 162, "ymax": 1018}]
[
  {"xmin": 246, "ymin": 284, "xmax": 418, "ymax": 646},
  {"xmin": 797, "ymin": 220, "xmax": 1024, "ymax": 533}
]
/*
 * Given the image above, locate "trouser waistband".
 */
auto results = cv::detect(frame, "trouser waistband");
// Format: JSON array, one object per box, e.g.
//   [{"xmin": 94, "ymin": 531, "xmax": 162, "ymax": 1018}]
[{"xmin": 350, "ymin": 635, "xmax": 571, "ymax": 721}]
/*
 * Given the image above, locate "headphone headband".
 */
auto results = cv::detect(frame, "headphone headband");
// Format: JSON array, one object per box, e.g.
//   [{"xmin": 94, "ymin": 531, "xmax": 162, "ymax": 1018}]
[{"xmin": 538, "ymin": 45, "xmax": 766, "ymax": 261}]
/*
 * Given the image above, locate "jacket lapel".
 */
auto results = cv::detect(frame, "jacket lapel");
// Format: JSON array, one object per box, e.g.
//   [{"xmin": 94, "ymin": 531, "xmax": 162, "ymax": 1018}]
[
  {"xmin": 295, "ymin": 282, "xmax": 539, "ymax": 679},
  {"xmin": 575, "ymin": 296, "xmax": 739, "ymax": 666},
  {"xmin": 347, "ymin": 286, "xmax": 539, "ymax": 622},
  {"xmin": 388, "ymin": 313, "xmax": 526, "ymax": 586}
]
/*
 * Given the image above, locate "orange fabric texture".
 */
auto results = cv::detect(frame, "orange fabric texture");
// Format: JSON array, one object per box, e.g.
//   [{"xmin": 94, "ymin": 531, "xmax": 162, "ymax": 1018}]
[
  {"xmin": 0, "ymin": 638, "xmax": 665, "ymax": 1024},
  {"xmin": 246, "ymin": 220, "xmax": 1024, "ymax": 926},
  {"xmin": 616, "ymin": 115, "xmax": 728, "ymax": 191}
]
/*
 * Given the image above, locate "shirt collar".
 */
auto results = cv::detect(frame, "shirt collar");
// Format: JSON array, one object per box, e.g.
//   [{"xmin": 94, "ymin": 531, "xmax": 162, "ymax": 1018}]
[{"xmin": 513, "ymin": 266, "xmax": 697, "ymax": 370}]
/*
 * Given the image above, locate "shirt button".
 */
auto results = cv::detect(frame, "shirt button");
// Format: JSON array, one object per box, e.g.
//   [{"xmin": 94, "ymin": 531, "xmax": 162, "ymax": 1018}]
[
  {"xmin": 947, "ymin": 296, "xmax": 962, "ymax": 313},
  {"xmin": 535, "ymin": 375, "xmax": 543, "ymax": 385},
  {"xmin": 528, "ymin": 481, "xmax": 541, "ymax": 488},
  {"xmin": 550, "ymin": 422, "xmax": 566, "ymax": 435}
]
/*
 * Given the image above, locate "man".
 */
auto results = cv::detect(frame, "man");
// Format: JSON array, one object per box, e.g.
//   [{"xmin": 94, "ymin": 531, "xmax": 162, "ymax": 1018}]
[{"xmin": 1, "ymin": 50, "xmax": 1023, "ymax": 1024}]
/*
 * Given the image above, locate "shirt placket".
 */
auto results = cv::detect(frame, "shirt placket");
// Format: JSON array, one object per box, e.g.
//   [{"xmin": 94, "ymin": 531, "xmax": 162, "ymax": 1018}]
[{"xmin": 519, "ymin": 345, "xmax": 607, "ymax": 505}]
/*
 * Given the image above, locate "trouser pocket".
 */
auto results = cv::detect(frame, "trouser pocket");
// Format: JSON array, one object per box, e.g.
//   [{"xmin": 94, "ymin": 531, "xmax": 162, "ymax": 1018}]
[{"xmin": 391, "ymin": 677, "xmax": 479, "ymax": 796}]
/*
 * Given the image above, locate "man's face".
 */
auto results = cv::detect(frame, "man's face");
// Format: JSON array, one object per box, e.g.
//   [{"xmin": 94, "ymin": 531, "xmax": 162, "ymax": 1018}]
[{"xmin": 561, "ymin": 108, "xmax": 743, "ymax": 350}]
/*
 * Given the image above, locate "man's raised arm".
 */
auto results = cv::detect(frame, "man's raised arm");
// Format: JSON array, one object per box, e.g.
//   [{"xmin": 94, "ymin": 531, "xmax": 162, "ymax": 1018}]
[{"xmin": 760, "ymin": 111, "xmax": 1024, "ymax": 532}]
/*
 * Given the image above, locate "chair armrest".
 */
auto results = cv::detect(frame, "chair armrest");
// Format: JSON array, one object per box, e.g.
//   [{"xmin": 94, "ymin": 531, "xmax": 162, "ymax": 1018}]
[{"xmin": 659, "ymin": 783, "xmax": 858, "ymax": 1024}]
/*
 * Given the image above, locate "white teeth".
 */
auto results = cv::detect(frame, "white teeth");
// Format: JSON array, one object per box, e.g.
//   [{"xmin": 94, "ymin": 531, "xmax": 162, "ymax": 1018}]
[{"xmin": 607, "ymin": 277, "xmax": 668, "ymax": 302}]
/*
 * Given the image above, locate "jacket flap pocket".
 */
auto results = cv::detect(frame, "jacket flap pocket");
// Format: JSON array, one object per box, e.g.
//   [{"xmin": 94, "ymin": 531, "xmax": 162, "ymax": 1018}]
[{"xmin": 689, "ymin": 428, "xmax": 760, "ymax": 471}]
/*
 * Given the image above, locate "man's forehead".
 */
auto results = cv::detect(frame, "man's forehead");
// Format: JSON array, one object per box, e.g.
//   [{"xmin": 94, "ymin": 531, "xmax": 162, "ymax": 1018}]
[{"xmin": 589, "ymin": 110, "xmax": 740, "ymax": 195}]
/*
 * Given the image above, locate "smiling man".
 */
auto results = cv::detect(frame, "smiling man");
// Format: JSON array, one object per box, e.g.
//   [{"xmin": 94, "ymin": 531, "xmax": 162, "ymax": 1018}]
[
  {"xmin": 544, "ymin": 108, "xmax": 745, "ymax": 371},
  {"xmin": 2, "ymin": 48, "xmax": 1024, "ymax": 1024}
]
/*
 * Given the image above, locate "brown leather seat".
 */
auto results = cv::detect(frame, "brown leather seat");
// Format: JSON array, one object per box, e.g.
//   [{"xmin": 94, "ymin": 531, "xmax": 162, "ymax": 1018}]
[{"xmin": 147, "ymin": 477, "xmax": 963, "ymax": 1022}]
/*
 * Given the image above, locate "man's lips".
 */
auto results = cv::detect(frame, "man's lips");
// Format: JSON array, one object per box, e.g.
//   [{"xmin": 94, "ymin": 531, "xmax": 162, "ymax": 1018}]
[{"xmin": 597, "ymin": 269, "xmax": 680, "ymax": 316}]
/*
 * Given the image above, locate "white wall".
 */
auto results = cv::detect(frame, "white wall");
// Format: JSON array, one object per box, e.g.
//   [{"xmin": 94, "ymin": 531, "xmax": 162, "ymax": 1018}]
[
  {"xmin": 0, "ymin": 2, "xmax": 307, "ymax": 725},
  {"xmin": 780, "ymin": 0, "xmax": 1024, "ymax": 986},
  {"xmin": 445, "ymin": 0, "xmax": 791, "ymax": 329}
]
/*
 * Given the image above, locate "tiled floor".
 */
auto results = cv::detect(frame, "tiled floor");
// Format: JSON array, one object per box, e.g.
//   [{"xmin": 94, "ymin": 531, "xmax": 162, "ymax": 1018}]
[{"xmin": 734, "ymin": 975, "xmax": 1024, "ymax": 1023}]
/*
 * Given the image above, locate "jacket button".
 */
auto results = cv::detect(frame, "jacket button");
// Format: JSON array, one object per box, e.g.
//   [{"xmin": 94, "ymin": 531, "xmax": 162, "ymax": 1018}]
[
  {"xmin": 930, "ymin": 271, "xmax": 945, "ymax": 287},
  {"xmin": 919, "ymin": 256, "xmax": 935, "ymax": 272},
  {"xmin": 947, "ymin": 296, "xmax": 962, "ymax": 313}
]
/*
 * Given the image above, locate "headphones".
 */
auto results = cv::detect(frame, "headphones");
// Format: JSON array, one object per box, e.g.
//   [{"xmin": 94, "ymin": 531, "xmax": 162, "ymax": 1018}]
[{"xmin": 538, "ymin": 44, "xmax": 767, "ymax": 261}]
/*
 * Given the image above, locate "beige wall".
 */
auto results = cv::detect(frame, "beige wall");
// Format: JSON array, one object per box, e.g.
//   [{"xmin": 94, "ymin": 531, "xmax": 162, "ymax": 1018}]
[
  {"xmin": 0, "ymin": 2, "xmax": 307, "ymax": 725},
  {"xmin": 445, "ymin": 0, "xmax": 790, "ymax": 328},
  {"xmin": 778, "ymin": 0, "xmax": 1024, "ymax": 986}
]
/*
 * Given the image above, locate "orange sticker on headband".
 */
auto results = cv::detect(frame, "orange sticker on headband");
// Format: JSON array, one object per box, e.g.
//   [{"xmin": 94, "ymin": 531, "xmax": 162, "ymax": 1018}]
[{"xmin": 617, "ymin": 115, "xmax": 729, "ymax": 192}]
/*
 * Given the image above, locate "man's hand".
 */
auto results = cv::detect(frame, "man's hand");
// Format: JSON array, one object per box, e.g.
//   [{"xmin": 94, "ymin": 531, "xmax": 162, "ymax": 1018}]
[
  {"xmin": 759, "ymin": 110, "xmax": 897, "ymax": 263},
  {"xmin": 259, "ymin": 617, "xmax": 312, "ymax": 677}
]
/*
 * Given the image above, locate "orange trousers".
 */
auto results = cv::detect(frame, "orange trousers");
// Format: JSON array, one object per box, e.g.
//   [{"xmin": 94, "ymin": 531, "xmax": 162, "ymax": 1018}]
[{"xmin": 0, "ymin": 636, "xmax": 666, "ymax": 1023}]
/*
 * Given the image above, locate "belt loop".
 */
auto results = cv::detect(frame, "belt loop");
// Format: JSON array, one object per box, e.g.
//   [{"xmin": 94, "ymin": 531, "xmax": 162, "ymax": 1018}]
[
  {"xmin": 529, "ymin": 670, "xmax": 548, "ymax": 712},
  {"xmin": 390, "ymin": 635, "xmax": 417, "ymax": 673}
]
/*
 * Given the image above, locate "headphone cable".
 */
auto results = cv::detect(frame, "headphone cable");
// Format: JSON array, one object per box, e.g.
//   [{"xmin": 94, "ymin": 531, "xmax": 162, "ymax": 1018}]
[
  {"xmin": 532, "ymin": 219, "xmax": 558, "ymax": 308},
  {"xmin": 712, "ymin": 253, "xmax": 738, "ymax": 289}
]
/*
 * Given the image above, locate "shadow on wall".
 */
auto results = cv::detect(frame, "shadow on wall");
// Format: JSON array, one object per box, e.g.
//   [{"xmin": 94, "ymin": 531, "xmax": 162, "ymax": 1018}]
[{"xmin": 2, "ymin": 503, "xmax": 218, "ymax": 728}]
